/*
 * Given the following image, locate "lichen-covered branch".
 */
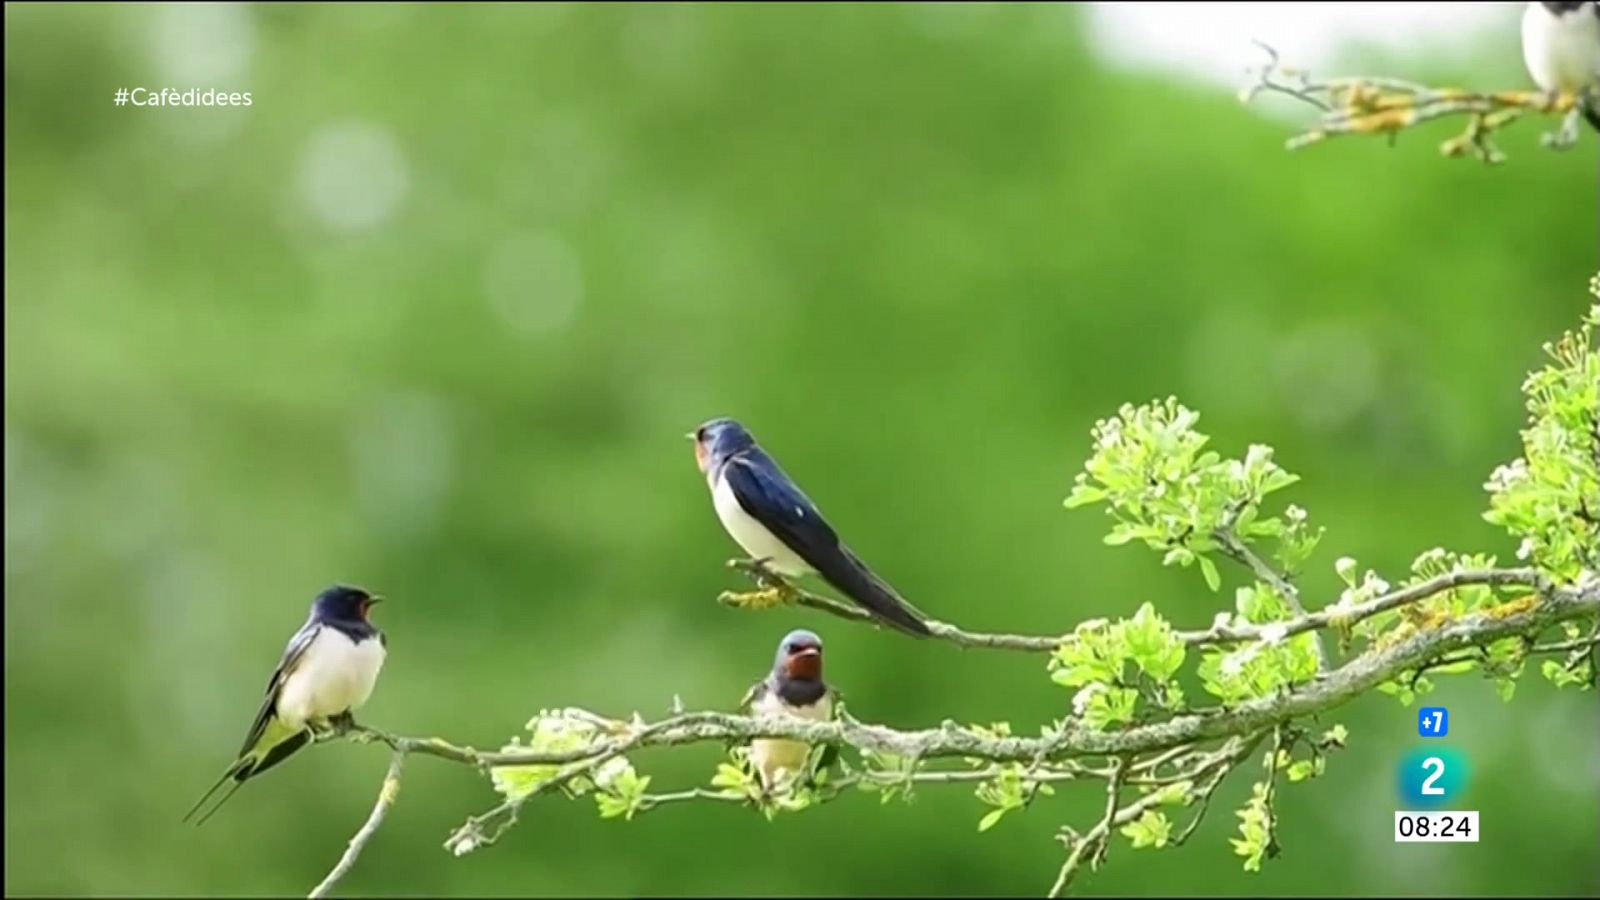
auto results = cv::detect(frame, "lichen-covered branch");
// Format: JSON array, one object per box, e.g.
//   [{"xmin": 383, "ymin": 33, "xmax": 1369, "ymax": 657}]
[
  {"xmin": 308, "ymin": 751, "xmax": 406, "ymax": 899},
  {"xmin": 1240, "ymin": 40, "xmax": 1593, "ymax": 164},
  {"xmin": 305, "ymin": 572, "xmax": 1595, "ymax": 896},
  {"xmin": 358, "ymin": 577, "xmax": 1592, "ymax": 777}
]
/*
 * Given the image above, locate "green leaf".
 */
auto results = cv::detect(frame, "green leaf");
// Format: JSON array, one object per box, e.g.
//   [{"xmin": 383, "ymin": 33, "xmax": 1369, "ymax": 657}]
[
  {"xmin": 1199, "ymin": 556, "xmax": 1222, "ymax": 592},
  {"xmin": 711, "ymin": 761, "xmax": 755, "ymax": 795},
  {"xmin": 1153, "ymin": 780, "xmax": 1194, "ymax": 806},
  {"xmin": 978, "ymin": 808, "xmax": 1007, "ymax": 833},
  {"xmin": 1540, "ymin": 659, "xmax": 1592, "ymax": 688},
  {"xmin": 1262, "ymin": 470, "xmax": 1300, "ymax": 495},
  {"xmin": 1120, "ymin": 811, "xmax": 1173, "ymax": 849},
  {"xmin": 1104, "ymin": 525, "xmax": 1140, "ymax": 546},
  {"xmin": 1120, "ymin": 603, "xmax": 1186, "ymax": 684},
  {"xmin": 1245, "ymin": 517, "xmax": 1285, "ymax": 538},
  {"xmin": 1334, "ymin": 556, "xmax": 1358, "ymax": 587},
  {"xmin": 1377, "ymin": 680, "xmax": 1416, "ymax": 707},
  {"xmin": 1064, "ymin": 485, "xmax": 1108, "ymax": 509},
  {"xmin": 1495, "ymin": 677, "xmax": 1516, "ymax": 703},
  {"xmin": 1162, "ymin": 546, "xmax": 1195, "ymax": 568}
]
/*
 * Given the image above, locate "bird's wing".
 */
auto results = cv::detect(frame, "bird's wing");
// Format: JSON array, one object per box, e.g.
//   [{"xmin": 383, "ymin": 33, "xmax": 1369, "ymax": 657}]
[
  {"xmin": 724, "ymin": 452, "xmax": 931, "ymax": 637},
  {"xmin": 723, "ymin": 450, "xmax": 840, "ymax": 553},
  {"xmin": 740, "ymin": 677, "xmax": 770, "ymax": 713},
  {"xmin": 236, "ymin": 621, "xmax": 321, "ymax": 758}
]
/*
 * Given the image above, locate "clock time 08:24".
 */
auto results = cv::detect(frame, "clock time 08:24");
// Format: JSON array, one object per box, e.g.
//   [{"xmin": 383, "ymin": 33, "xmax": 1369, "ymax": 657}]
[{"xmin": 1394, "ymin": 811, "xmax": 1479, "ymax": 843}]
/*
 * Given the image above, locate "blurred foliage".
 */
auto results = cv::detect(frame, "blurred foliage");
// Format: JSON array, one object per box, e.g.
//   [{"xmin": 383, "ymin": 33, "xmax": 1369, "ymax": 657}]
[{"xmin": 4, "ymin": 3, "xmax": 1597, "ymax": 897}]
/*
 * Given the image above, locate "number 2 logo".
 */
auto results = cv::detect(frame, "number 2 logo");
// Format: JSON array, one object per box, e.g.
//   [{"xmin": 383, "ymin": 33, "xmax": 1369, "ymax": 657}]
[
  {"xmin": 1398, "ymin": 747, "xmax": 1466, "ymax": 807},
  {"xmin": 1420, "ymin": 757, "xmax": 1445, "ymax": 796}
]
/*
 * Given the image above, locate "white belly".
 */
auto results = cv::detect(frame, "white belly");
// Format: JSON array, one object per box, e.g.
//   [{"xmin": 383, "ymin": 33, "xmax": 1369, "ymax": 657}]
[
  {"xmin": 712, "ymin": 473, "xmax": 811, "ymax": 576},
  {"xmin": 749, "ymin": 688, "xmax": 832, "ymax": 790},
  {"xmin": 1524, "ymin": 3, "xmax": 1600, "ymax": 92},
  {"xmin": 276, "ymin": 627, "xmax": 386, "ymax": 730}
]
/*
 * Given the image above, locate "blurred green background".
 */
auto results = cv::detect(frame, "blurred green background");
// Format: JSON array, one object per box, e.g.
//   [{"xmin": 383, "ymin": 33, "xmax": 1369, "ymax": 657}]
[{"xmin": 5, "ymin": 2, "xmax": 1597, "ymax": 897}]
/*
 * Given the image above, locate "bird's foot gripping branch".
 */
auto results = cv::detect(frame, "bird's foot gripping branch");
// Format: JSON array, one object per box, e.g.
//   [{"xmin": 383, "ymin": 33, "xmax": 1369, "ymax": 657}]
[
  {"xmin": 717, "ymin": 558, "xmax": 802, "ymax": 611},
  {"xmin": 312, "ymin": 288, "xmax": 1598, "ymax": 899}
]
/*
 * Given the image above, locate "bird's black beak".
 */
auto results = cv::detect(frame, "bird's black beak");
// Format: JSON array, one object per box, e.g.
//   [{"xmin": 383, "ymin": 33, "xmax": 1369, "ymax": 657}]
[
  {"xmin": 367, "ymin": 594, "xmax": 385, "ymax": 606},
  {"xmin": 684, "ymin": 431, "xmax": 697, "ymax": 440}
]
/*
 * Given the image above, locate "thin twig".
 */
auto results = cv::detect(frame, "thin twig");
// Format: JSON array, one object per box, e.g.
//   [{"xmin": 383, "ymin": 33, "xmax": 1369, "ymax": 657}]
[
  {"xmin": 442, "ymin": 713, "xmax": 699, "ymax": 855},
  {"xmin": 1172, "ymin": 733, "xmax": 1267, "ymax": 846},
  {"xmin": 1214, "ymin": 511, "xmax": 1330, "ymax": 671},
  {"xmin": 1241, "ymin": 41, "xmax": 1590, "ymax": 164},
  {"xmin": 1127, "ymin": 743, "xmax": 1195, "ymax": 775},
  {"xmin": 308, "ymin": 751, "xmax": 406, "ymax": 899},
  {"xmin": 1049, "ymin": 757, "xmax": 1127, "ymax": 899},
  {"xmin": 1261, "ymin": 727, "xmax": 1283, "ymax": 861},
  {"xmin": 638, "ymin": 787, "xmax": 750, "ymax": 810},
  {"xmin": 1530, "ymin": 635, "xmax": 1600, "ymax": 655},
  {"xmin": 723, "ymin": 558, "xmax": 1547, "ymax": 655},
  {"xmin": 1092, "ymin": 758, "xmax": 1126, "ymax": 869},
  {"xmin": 1047, "ymin": 735, "xmax": 1263, "ymax": 897}
]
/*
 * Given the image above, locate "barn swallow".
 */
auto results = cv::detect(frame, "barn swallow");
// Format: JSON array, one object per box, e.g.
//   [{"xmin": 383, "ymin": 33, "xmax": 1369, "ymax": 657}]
[
  {"xmin": 183, "ymin": 585, "xmax": 388, "ymax": 825},
  {"xmin": 691, "ymin": 417, "xmax": 932, "ymax": 638},
  {"xmin": 741, "ymin": 629, "xmax": 834, "ymax": 792},
  {"xmin": 1522, "ymin": 2, "xmax": 1600, "ymax": 134}
]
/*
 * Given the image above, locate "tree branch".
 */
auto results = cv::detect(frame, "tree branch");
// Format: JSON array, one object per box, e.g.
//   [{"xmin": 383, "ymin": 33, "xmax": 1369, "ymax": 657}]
[
  {"xmin": 344, "ymin": 576, "xmax": 1589, "ymax": 780},
  {"xmin": 721, "ymin": 557, "xmax": 1548, "ymax": 657},
  {"xmin": 296, "ymin": 573, "xmax": 1594, "ymax": 897},
  {"xmin": 1240, "ymin": 40, "xmax": 1592, "ymax": 164},
  {"xmin": 308, "ymin": 750, "xmax": 406, "ymax": 899}
]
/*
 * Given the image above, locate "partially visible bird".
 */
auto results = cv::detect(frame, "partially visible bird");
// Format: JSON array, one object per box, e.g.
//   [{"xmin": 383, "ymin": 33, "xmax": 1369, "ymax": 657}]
[
  {"xmin": 690, "ymin": 417, "xmax": 932, "ymax": 638},
  {"xmin": 741, "ymin": 629, "xmax": 834, "ymax": 793},
  {"xmin": 1522, "ymin": 1, "xmax": 1600, "ymax": 132},
  {"xmin": 183, "ymin": 585, "xmax": 388, "ymax": 825}
]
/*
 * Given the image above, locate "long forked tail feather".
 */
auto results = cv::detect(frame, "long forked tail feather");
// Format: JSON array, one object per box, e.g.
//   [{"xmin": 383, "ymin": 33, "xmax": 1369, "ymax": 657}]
[
  {"xmin": 182, "ymin": 757, "xmax": 253, "ymax": 826},
  {"xmin": 182, "ymin": 729, "xmax": 311, "ymax": 826},
  {"xmin": 822, "ymin": 545, "xmax": 932, "ymax": 638}
]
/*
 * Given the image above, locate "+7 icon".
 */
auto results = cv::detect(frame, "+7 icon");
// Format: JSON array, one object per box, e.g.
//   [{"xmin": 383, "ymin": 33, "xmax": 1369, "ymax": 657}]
[{"xmin": 1418, "ymin": 707, "xmax": 1448, "ymax": 737}]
